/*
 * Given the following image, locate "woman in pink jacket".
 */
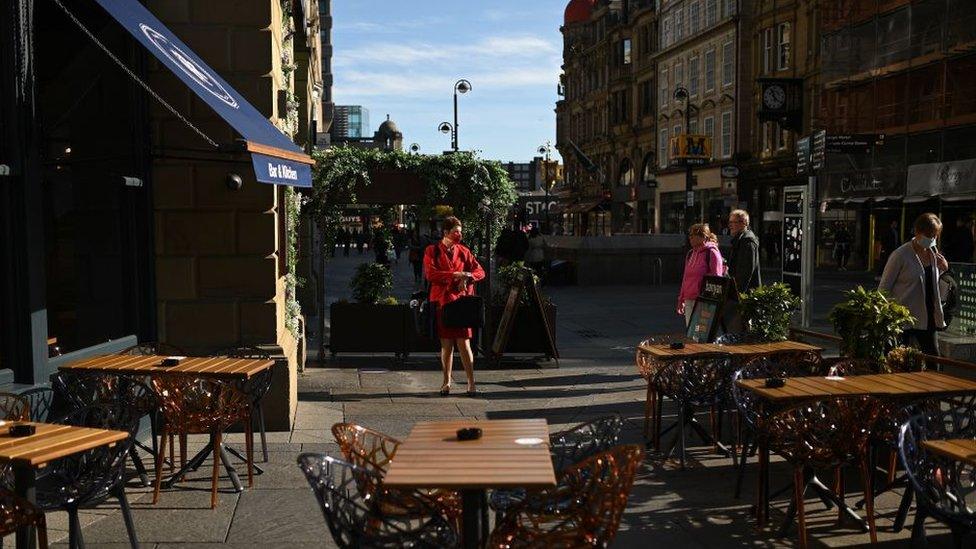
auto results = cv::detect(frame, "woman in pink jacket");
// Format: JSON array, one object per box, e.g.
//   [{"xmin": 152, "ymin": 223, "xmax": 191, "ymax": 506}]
[{"xmin": 677, "ymin": 223, "xmax": 725, "ymax": 325}]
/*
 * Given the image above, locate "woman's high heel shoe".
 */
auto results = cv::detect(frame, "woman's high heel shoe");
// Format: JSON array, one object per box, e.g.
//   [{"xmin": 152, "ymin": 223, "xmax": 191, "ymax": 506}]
[{"xmin": 439, "ymin": 384, "xmax": 451, "ymax": 396}]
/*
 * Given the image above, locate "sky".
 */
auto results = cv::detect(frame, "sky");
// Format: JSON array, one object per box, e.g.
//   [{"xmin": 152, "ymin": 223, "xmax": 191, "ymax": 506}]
[{"xmin": 331, "ymin": 0, "xmax": 566, "ymax": 163}]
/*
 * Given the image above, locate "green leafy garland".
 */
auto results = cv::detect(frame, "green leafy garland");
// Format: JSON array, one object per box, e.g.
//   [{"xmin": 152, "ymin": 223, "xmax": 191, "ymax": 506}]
[
  {"xmin": 308, "ymin": 146, "xmax": 517, "ymax": 254},
  {"xmin": 284, "ymin": 186, "xmax": 304, "ymax": 340}
]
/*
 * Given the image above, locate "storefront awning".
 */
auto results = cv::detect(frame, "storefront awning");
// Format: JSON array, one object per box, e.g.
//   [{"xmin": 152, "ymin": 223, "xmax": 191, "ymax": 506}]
[
  {"xmin": 92, "ymin": 0, "xmax": 312, "ymax": 187},
  {"xmin": 566, "ymin": 200, "xmax": 609, "ymax": 214},
  {"xmin": 907, "ymin": 159, "xmax": 976, "ymax": 201}
]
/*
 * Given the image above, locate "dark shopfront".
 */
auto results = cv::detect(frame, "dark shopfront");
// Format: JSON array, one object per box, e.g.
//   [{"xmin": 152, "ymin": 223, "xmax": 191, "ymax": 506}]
[
  {"xmin": 739, "ymin": 160, "xmax": 803, "ymax": 269},
  {"xmin": 1, "ymin": 1, "xmax": 156, "ymax": 384}
]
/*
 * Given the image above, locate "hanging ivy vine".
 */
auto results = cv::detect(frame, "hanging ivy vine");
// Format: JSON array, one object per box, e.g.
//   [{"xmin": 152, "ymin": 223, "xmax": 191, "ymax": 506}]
[
  {"xmin": 280, "ymin": 0, "xmax": 301, "ymax": 340},
  {"xmin": 308, "ymin": 146, "xmax": 517, "ymax": 254}
]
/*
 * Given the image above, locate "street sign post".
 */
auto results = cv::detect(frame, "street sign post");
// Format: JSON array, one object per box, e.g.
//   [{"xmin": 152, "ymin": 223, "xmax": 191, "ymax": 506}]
[{"xmin": 782, "ymin": 185, "xmax": 813, "ymax": 327}]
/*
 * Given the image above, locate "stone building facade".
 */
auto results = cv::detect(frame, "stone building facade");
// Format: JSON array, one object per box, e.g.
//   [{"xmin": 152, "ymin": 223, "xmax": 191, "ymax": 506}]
[{"xmin": 149, "ymin": 0, "xmax": 323, "ymax": 428}]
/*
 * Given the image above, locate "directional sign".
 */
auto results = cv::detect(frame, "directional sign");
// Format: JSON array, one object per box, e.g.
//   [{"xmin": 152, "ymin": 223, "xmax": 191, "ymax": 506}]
[
  {"xmin": 810, "ymin": 130, "xmax": 826, "ymax": 171},
  {"xmin": 825, "ymin": 134, "xmax": 885, "ymax": 154},
  {"xmin": 796, "ymin": 136, "xmax": 810, "ymax": 175}
]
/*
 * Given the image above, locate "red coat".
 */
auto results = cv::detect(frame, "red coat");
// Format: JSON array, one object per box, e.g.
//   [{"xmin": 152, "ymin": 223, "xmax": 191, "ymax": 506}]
[
  {"xmin": 424, "ymin": 241, "xmax": 485, "ymax": 339},
  {"xmin": 424, "ymin": 241, "xmax": 485, "ymax": 305}
]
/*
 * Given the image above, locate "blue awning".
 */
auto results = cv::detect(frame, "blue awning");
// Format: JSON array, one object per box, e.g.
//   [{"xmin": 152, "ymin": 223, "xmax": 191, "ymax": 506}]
[{"xmin": 93, "ymin": 0, "xmax": 313, "ymax": 187}]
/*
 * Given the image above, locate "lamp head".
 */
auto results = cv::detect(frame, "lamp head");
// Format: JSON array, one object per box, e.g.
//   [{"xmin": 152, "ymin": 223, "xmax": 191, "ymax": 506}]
[
  {"xmin": 410, "ymin": 143, "xmax": 420, "ymax": 153},
  {"xmin": 455, "ymin": 79, "xmax": 472, "ymax": 94},
  {"xmin": 673, "ymin": 87, "xmax": 689, "ymax": 102},
  {"xmin": 438, "ymin": 122, "xmax": 453, "ymax": 134},
  {"xmin": 537, "ymin": 145, "xmax": 547, "ymax": 155}
]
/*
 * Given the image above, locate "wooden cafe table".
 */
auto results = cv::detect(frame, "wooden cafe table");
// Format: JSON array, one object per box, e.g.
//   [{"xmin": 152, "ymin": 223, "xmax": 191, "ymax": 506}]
[
  {"xmin": 384, "ymin": 418, "xmax": 557, "ymax": 549},
  {"xmin": 0, "ymin": 421, "xmax": 129, "ymax": 549},
  {"xmin": 922, "ymin": 439, "xmax": 976, "ymax": 467},
  {"xmin": 637, "ymin": 339, "xmax": 823, "ymax": 362},
  {"xmin": 736, "ymin": 371, "xmax": 976, "ymax": 526},
  {"xmin": 60, "ymin": 353, "xmax": 275, "ymax": 491}
]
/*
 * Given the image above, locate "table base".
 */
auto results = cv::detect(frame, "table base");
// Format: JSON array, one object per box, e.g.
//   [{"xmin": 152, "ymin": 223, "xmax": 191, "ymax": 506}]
[
  {"xmin": 164, "ymin": 437, "xmax": 257, "ymax": 492},
  {"xmin": 460, "ymin": 489, "xmax": 489, "ymax": 549}
]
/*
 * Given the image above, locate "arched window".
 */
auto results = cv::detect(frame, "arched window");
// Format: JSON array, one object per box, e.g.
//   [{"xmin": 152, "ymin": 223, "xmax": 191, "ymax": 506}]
[
  {"xmin": 641, "ymin": 153, "xmax": 656, "ymax": 186},
  {"xmin": 617, "ymin": 158, "xmax": 634, "ymax": 187}
]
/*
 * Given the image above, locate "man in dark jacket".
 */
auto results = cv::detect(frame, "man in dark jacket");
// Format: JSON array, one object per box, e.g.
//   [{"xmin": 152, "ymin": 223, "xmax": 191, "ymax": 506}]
[{"xmin": 728, "ymin": 209, "xmax": 762, "ymax": 292}]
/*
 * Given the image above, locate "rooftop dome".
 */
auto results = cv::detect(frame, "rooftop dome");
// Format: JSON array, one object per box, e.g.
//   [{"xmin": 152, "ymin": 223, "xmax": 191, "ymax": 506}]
[
  {"xmin": 564, "ymin": 0, "xmax": 595, "ymax": 25},
  {"xmin": 377, "ymin": 115, "xmax": 400, "ymax": 137}
]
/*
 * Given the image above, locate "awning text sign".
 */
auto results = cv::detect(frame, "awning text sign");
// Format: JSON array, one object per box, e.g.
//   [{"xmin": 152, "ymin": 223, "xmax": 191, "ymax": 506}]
[{"xmin": 907, "ymin": 159, "xmax": 976, "ymax": 198}]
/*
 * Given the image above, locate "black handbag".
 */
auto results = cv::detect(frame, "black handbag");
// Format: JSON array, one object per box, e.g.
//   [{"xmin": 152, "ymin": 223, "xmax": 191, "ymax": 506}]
[
  {"xmin": 411, "ymin": 291, "xmax": 437, "ymax": 338},
  {"xmin": 441, "ymin": 295, "xmax": 484, "ymax": 329}
]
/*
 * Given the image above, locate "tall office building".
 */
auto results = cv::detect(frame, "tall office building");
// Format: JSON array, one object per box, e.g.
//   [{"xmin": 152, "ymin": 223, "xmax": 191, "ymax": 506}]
[{"xmin": 330, "ymin": 105, "xmax": 371, "ymax": 140}]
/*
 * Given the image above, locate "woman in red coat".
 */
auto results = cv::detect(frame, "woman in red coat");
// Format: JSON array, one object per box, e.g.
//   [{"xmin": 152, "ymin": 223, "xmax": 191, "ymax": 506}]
[{"xmin": 424, "ymin": 216, "xmax": 485, "ymax": 396}]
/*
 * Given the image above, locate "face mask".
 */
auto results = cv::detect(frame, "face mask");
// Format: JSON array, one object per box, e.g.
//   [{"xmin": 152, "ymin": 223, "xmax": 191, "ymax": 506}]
[
  {"xmin": 916, "ymin": 236, "xmax": 936, "ymax": 248},
  {"xmin": 448, "ymin": 232, "xmax": 462, "ymax": 244}
]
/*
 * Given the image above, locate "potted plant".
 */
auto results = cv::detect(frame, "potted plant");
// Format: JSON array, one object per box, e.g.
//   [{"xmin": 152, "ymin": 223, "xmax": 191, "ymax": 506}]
[
  {"xmin": 738, "ymin": 283, "xmax": 801, "ymax": 342},
  {"xmin": 486, "ymin": 262, "xmax": 557, "ymax": 357},
  {"xmin": 329, "ymin": 263, "xmax": 409, "ymax": 356},
  {"xmin": 828, "ymin": 286, "xmax": 914, "ymax": 368}
]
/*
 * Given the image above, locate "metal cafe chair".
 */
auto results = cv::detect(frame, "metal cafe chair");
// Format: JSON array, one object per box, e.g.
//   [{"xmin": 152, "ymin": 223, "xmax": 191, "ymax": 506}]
[
  {"xmin": 730, "ymin": 354, "xmax": 824, "ymax": 499},
  {"xmin": 491, "ymin": 415, "xmax": 624, "ymax": 518},
  {"xmin": 0, "ymin": 489, "xmax": 48, "ymax": 549},
  {"xmin": 653, "ymin": 353, "xmax": 733, "ymax": 468},
  {"xmin": 636, "ymin": 334, "xmax": 692, "ymax": 449},
  {"xmin": 51, "ymin": 371, "xmax": 156, "ymax": 487},
  {"xmin": 18, "ymin": 387, "xmax": 55, "ymax": 423},
  {"xmin": 119, "ymin": 342, "xmax": 187, "ymax": 470},
  {"xmin": 766, "ymin": 396, "xmax": 881, "ymax": 549},
  {"xmin": 297, "ymin": 453, "xmax": 459, "ymax": 548},
  {"xmin": 0, "ymin": 393, "xmax": 29, "ymax": 421},
  {"xmin": 899, "ymin": 398, "xmax": 976, "ymax": 548},
  {"xmin": 151, "ymin": 376, "xmax": 253, "ymax": 509},
  {"xmin": 332, "ymin": 422, "xmax": 463, "ymax": 527},
  {"xmin": 37, "ymin": 404, "xmax": 141, "ymax": 549},
  {"xmin": 219, "ymin": 346, "xmax": 274, "ymax": 464},
  {"xmin": 488, "ymin": 444, "xmax": 644, "ymax": 548}
]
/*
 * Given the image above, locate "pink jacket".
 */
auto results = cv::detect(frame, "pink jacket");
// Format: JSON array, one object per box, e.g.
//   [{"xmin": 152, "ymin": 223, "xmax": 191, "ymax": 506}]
[{"xmin": 678, "ymin": 241, "xmax": 725, "ymax": 302}]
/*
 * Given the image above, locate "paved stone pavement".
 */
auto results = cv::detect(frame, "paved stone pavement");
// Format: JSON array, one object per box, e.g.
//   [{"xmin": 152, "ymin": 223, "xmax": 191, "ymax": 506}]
[{"xmin": 54, "ymin": 254, "xmax": 958, "ymax": 547}]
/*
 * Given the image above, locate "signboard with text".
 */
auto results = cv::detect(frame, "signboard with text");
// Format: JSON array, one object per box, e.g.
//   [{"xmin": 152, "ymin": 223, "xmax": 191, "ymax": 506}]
[
  {"xmin": 825, "ymin": 134, "xmax": 885, "ymax": 154},
  {"xmin": 796, "ymin": 136, "xmax": 810, "ymax": 175},
  {"xmin": 810, "ymin": 130, "xmax": 826, "ymax": 171},
  {"xmin": 669, "ymin": 134, "xmax": 713, "ymax": 166}
]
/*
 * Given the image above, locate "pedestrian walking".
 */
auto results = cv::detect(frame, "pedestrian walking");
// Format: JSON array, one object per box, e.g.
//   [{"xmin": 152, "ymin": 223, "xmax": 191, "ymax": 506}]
[
  {"xmin": 878, "ymin": 219, "xmax": 900, "ymax": 276},
  {"xmin": 879, "ymin": 213, "xmax": 949, "ymax": 356},
  {"xmin": 341, "ymin": 228, "xmax": 351, "ymax": 257},
  {"xmin": 424, "ymin": 217, "xmax": 485, "ymax": 396},
  {"xmin": 727, "ymin": 210, "xmax": 761, "ymax": 292},
  {"xmin": 834, "ymin": 224, "xmax": 852, "ymax": 270},
  {"xmin": 525, "ymin": 226, "xmax": 547, "ymax": 277},
  {"xmin": 677, "ymin": 223, "xmax": 725, "ymax": 326},
  {"xmin": 408, "ymin": 230, "xmax": 424, "ymax": 285}
]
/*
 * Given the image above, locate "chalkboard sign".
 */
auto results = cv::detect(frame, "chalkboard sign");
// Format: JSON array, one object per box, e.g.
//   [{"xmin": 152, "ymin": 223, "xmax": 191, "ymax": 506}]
[
  {"xmin": 524, "ymin": 271, "xmax": 559, "ymax": 360},
  {"xmin": 491, "ymin": 285, "xmax": 522, "ymax": 356},
  {"xmin": 686, "ymin": 275, "xmax": 736, "ymax": 343},
  {"xmin": 955, "ymin": 263, "xmax": 976, "ymax": 336}
]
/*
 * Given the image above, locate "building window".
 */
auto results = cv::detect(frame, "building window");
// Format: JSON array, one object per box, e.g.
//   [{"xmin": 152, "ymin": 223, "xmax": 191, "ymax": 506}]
[
  {"xmin": 675, "ymin": 7, "xmax": 684, "ymax": 42},
  {"xmin": 704, "ymin": 49, "xmax": 716, "ymax": 92},
  {"xmin": 659, "ymin": 68, "xmax": 669, "ymax": 107},
  {"xmin": 703, "ymin": 116, "xmax": 715, "ymax": 141},
  {"xmin": 689, "ymin": 56, "xmax": 700, "ymax": 96},
  {"xmin": 662, "ymin": 16, "xmax": 672, "ymax": 48},
  {"xmin": 673, "ymin": 123, "xmax": 682, "ymax": 138},
  {"xmin": 706, "ymin": 0, "xmax": 718, "ymax": 26},
  {"xmin": 722, "ymin": 40, "xmax": 734, "ymax": 86},
  {"xmin": 762, "ymin": 28, "xmax": 773, "ymax": 74},
  {"xmin": 689, "ymin": 1, "xmax": 701, "ymax": 35},
  {"xmin": 641, "ymin": 79, "xmax": 653, "ymax": 115},
  {"xmin": 689, "ymin": 118, "xmax": 699, "ymax": 134},
  {"xmin": 674, "ymin": 62, "xmax": 684, "ymax": 91},
  {"xmin": 777, "ymin": 22, "xmax": 791, "ymax": 71},
  {"xmin": 724, "ymin": 0, "xmax": 736, "ymax": 17},
  {"xmin": 659, "ymin": 128, "xmax": 669, "ymax": 168},
  {"xmin": 762, "ymin": 122, "xmax": 772, "ymax": 152},
  {"xmin": 622, "ymin": 38, "xmax": 632, "ymax": 65},
  {"xmin": 721, "ymin": 111, "xmax": 733, "ymax": 158},
  {"xmin": 776, "ymin": 123, "xmax": 788, "ymax": 151}
]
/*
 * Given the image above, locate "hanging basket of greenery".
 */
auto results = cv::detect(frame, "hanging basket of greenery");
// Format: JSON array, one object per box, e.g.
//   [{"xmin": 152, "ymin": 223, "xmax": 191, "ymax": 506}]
[
  {"xmin": 828, "ymin": 286, "xmax": 914, "ymax": 366},
  {"xmin": 738, "ymin": 283, "xmax": 801, "ymax": 342},
  {"xmin": 350, "ymin": 263, "xmax": 393, "ymax": 305}
]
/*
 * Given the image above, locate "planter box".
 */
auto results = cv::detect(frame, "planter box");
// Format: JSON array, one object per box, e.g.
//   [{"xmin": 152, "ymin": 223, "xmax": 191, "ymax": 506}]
[
  {"xmin": 329, "ymin": 303, "xmax": 408, "ymax": 355},
  {"xmin": 487, "ymin": 304, "xmax": 557, "ymax": 356}
]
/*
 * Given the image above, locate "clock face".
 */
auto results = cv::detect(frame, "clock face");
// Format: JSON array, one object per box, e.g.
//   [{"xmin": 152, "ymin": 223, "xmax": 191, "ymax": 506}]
[{"xmin": 763, "ymin": 85, "xmax": 787, "ymax": 110}]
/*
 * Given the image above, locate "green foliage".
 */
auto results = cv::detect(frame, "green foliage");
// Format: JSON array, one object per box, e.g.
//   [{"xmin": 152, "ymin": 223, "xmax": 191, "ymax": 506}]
[
  {"xmin": 884, "ymin": 345, "xmax": 924, "ymax": 373},
  {"xmin": 308, "ymin": 146, "xmax": 517, "ymax": 254},
  {"xmin": 283, "ymin": 187, "xmax": 303, "ymax": 339},
  {"xmin": 350, "ymin": 263, "xmax": 392, "ymax": 304},
  {"xmin": 379, "ymin": 296, "xmax": 399, "ymax": 305},
  {"xmin": 829, "ymin": 286, "xmax": 915, "ymax": 366},
  {"xmin": 494, "ymin": 261, "xmax": 546, "ymax": 306},
  {"xmin": 738, "ymin": 283, "xmax": 800, "ymax": 342}
]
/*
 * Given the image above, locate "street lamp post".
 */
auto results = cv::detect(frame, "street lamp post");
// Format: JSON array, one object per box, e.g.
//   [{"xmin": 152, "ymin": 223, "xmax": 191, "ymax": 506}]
[
  {"xmin": 452, "ymin": 79, "xmax": 472, "ymax": 152},
  {"xmin": 537, "ymin": 142, "xmax": 552, "ymax": 233},
  {"xmin": 674, "ymin": 87, "xmax": 698, "ymax": 229}
]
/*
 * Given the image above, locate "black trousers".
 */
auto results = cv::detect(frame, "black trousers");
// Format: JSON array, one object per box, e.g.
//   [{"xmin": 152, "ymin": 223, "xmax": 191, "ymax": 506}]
[{"xmin": 902, "ymin": 329, "xmax": 939, "ymax": 357}]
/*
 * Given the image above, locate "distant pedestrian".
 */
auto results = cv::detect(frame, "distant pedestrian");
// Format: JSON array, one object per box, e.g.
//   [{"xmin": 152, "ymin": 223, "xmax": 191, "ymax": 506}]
[
  {"xmin": 834, "ymin": 225, "xmax": 852, "ymax": 270},
  {"xmin": 408, "ymin": 231, "xmax": 424, "ymax": 285},
  {"xmin": 764, "ymin": 224, "xmax": 780, "ymax": 265},
  {"xmin": 941, "ymin": 217, "xmax": 974, "ymax": 263},
  {"xmin": 678, "ymin": 223, "xmax": 725, "ymax": 325},
  {"xmin": 525, "ymin": 227, "xmax": 547, "ymax": 276},
  {"xmin": 340, "ymin": 228, "xmax": 351, "ymax": 257},
  {"xmin": 354, "ymin": 230, "xmax": 364, "ymax": 255},
  {"xmin": 879, "ymin": 219, "xmax": 900, "ymax": 275},
  {"xmin": 879, "ymin": 213, "xmax": 949, "ymax": 356},
  {"xmin": 727, "ymin": 210, "xmax": 761, "ymax": 292}
]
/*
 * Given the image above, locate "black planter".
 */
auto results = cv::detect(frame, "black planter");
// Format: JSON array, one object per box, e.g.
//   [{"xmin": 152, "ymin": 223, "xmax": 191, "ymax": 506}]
[
  {"xmin": 329, "ymin": 303, "xmax": 408, "ymax": 355},
  {"xmin": 487, "ymin": 303, "xmax": 557, "ymax": 356}
]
